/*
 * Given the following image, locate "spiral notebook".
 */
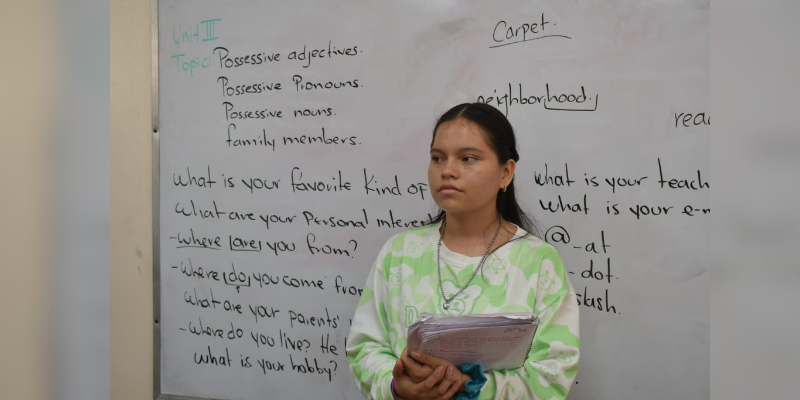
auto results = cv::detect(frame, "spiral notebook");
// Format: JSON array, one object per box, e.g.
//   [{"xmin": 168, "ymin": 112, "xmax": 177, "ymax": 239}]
[{"xmin": 406, "ymin": 313, "xmax": 540, "ymax": 371}]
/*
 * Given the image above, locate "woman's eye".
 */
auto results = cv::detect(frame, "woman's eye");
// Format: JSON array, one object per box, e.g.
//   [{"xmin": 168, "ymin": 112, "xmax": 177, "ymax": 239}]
[
  {"xmin": 431, "ymin": 156, "xmax": 442, "ymax": 162},
  {"xmin": 463, "ymin": 156, "xmax": 477, "ymax": 162}
]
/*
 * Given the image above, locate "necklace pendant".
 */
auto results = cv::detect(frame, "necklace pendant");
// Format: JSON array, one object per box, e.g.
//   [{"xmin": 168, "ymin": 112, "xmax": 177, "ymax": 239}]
[{"xmin": 443, "ymin": 302, "xmax": 450, "ymax": 310}]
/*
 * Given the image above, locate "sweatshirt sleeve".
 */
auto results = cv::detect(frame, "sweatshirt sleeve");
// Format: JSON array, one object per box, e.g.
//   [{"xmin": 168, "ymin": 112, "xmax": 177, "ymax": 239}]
[
  {"xmin": 346, "ymin": 247, "xmax": 398, "ymax": 400},
  {"xmin": 478, "ymin": 245, "xmax": 581, "ymax": 400}
]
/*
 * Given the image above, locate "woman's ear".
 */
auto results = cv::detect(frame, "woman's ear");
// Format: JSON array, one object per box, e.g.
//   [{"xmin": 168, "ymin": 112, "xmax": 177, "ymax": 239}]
[{"xmin": 502, "ymin": 159, "xmax": 516, "ymax": 187}]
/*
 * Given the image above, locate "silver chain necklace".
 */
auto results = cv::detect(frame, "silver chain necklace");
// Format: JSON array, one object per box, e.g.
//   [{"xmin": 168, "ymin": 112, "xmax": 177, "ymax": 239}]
[{"xmin": 437, "ymin": 216, "xmax": 502, "ymax": 310}]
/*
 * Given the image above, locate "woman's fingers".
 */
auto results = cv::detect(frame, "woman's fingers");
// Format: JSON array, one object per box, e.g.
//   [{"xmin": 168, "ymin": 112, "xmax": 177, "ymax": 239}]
[
  {"xmin": 404, "ymin": 348, "xmax": 426, "ymax": 369},
  {"xmin": 392, "ymin": 358, "xmax": 404, "ymax": 379},
  {"xmin": 411, "ymin": 350, "xmax": 431, "ymax": 364},
  {"xmin": 434, "ymin": 366, "xmax": 457, "ymax": 396},
  {"xmin": 437, "ymin": 374, "xmax": 464, "ymax": 400},
  {"xmin": 420, "ymin": 365, "xmax": 445, "ymax": 391},
  {"xmin": 402, "ymin": 348, "xmax": 434, "ymax": 383},
  {"xmin": 400, "ymin": 349, "xmax": 467, "ymax": 399},
  {"xmin": 399, "ymin": 348, "xmax": 419, "ymax": 380},
  {"xmin": 412, "ymin": 351, "xmax": 448, "ymax": 369}
]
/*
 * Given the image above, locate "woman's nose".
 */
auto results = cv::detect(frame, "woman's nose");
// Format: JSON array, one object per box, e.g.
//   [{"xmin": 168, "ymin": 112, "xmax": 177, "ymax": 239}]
[{"xmin": 441, "ymin": 159, "xmax": 458, "ymax": 178}]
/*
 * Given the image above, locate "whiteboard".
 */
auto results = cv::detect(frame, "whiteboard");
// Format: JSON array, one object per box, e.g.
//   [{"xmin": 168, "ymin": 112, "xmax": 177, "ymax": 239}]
[{"xmin": 155, "ymin": 0, "xmax": 709, "ymax": 399}]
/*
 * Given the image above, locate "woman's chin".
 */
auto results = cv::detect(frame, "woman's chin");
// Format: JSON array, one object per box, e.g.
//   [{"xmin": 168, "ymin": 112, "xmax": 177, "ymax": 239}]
[
  {"xmin": 432, "ymin": 198, "xmax": 460, "ymax": 213},
  {"xmin": 437, "ymin": 205, "xmax": 468, "ymax": 216}
]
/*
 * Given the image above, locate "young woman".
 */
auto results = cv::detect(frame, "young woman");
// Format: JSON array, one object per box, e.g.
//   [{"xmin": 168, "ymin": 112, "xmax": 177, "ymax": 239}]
[{"xmin": 346, "ymin": 103, "xmax": 580, "ymax": 400}]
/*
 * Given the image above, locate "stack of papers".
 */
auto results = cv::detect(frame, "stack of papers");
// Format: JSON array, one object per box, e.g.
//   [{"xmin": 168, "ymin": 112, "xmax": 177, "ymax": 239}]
[{"xmin": 406, "ymin": 313, "xmax": 540, "ymax": 371}]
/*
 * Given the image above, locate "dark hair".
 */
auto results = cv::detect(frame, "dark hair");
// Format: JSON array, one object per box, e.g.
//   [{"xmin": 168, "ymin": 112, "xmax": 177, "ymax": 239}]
[{"xmin": 428, "ymin": 103, "xmax": 540, "ymax": 237}]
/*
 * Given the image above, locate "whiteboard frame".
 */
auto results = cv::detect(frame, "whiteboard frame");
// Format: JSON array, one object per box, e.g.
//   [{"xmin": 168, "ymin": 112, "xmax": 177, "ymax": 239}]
[
  {"xmin": 151, "ymin": 1, "xmax": 232, "ymax": 398},
  {"xmin": 151, "ymin": 1, "xmax": 232, "ymax": 397},
  {"xmin": 151, "ymin": 0, "xmax": 162, "ymax": 398}
]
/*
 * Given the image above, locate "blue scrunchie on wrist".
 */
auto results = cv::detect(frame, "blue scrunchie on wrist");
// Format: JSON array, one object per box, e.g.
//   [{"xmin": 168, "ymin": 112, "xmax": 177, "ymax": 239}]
[{"xmin": 454, "ymin": 364, "xmax": 487, "ymax": 400}]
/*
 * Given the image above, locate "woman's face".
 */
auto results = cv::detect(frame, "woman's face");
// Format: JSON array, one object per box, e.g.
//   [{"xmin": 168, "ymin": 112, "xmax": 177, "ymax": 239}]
[{"xmin": 428, "ymin": 118, "xmax": 514, "ymax": 217}]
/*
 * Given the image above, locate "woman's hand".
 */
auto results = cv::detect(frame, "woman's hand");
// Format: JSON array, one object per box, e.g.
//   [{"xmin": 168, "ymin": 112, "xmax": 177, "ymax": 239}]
[
  {"xmin": 409, "ymin": 351, "xmax": 461, "ymax": 378},
  {"xmin": 399, "ymin": 348, "xmax": 437, "ymax": 383},
  {"xmin": 392, "ymin": 358, "xmax": 465, "ymax": 400},
  {"xmin": 400, "ymin": 350, "xmax": 471, "ymax": 392}
]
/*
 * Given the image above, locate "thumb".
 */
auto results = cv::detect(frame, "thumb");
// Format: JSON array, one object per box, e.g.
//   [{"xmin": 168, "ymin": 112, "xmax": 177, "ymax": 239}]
[{"xmin": 411, "ymin": 350, "xmax": 430, "ymax": 364}]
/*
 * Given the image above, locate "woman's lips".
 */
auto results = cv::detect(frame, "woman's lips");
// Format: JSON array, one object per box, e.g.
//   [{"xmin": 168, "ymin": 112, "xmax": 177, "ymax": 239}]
[{"xmin": 439, "ymin": 187, "xmax": 461, "ymax": 195}]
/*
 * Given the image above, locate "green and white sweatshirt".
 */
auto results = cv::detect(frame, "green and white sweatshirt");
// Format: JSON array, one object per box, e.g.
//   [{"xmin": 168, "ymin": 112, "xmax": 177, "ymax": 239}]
[{"xmin": 346, "ymin": 222, "xmax": 580, "ymax": 400}]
